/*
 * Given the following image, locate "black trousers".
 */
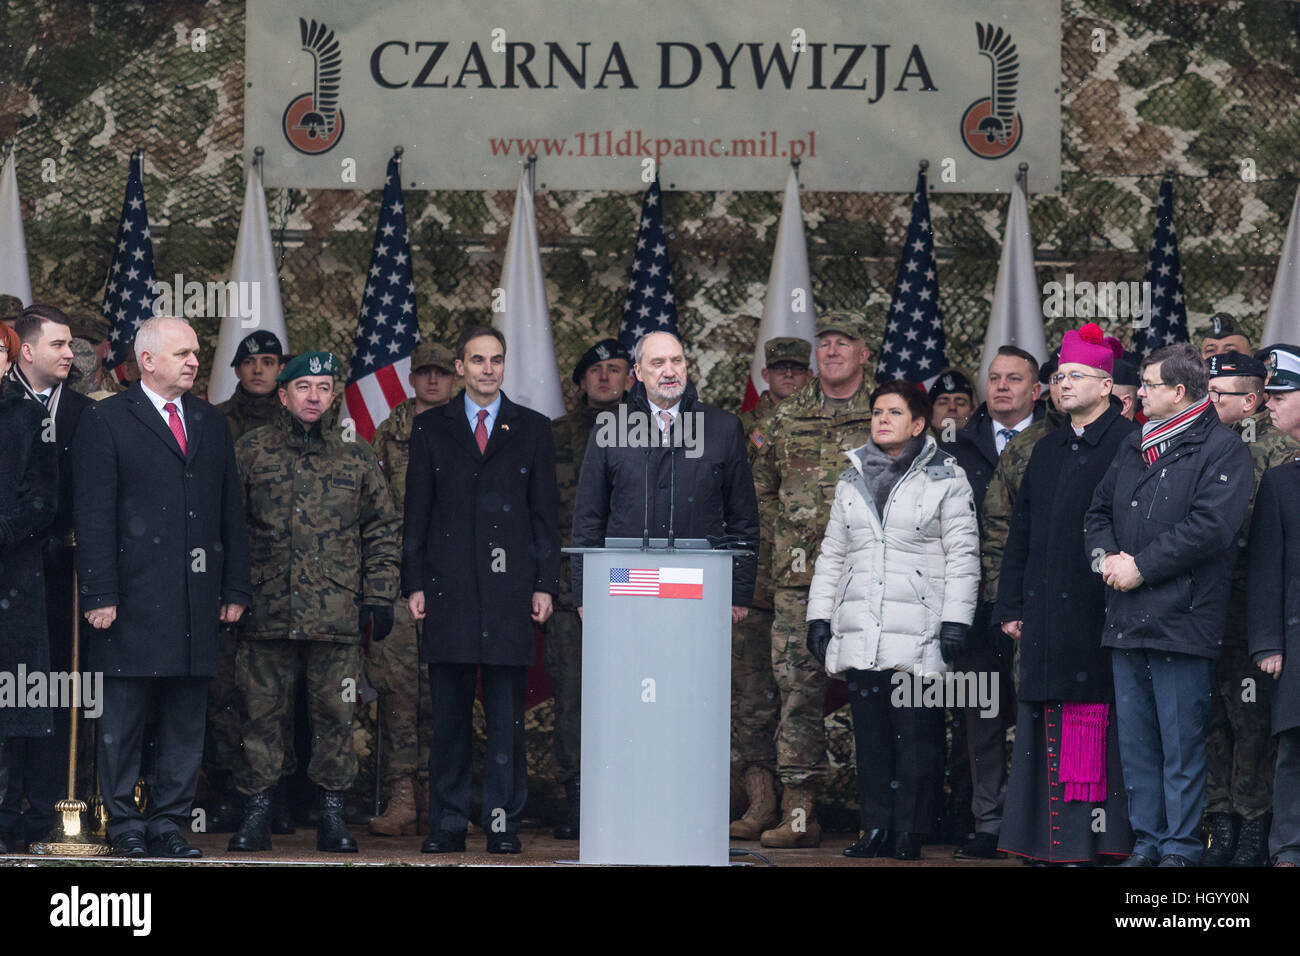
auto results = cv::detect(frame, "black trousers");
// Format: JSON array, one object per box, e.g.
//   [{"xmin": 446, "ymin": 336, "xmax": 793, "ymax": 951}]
[
  {"xmin": 0, "ymin": 564, "xmax": 75, "ymax": 841},
  {"xmin": 846, "ymin": 668, "xmax": 944, "ymax": 833},
  {"xmin": 957, "ymin": 604, "xmax": 1016, "ymax": 834},
  {"xmin": 99, "ymin": 676, "xmax": 208, "ymax": 840},
  {"xmin": 1273, "ymin": 728, "xmax": 1300, "ymax": 865},
  {"xmin": 427, "ymin": 663, "xmax": 527, "ymax": 835}
]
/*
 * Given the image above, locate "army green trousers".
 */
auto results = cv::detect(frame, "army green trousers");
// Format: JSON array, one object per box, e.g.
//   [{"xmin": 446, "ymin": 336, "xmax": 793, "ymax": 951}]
[
  {"xmin": 365, "ymin": 599, "xmax": 432, "ymax": 786},
  {"xmin": 234, "ymin": 639, "xmax": 362, "ymax": 795},
  {"xmin": 1206, "ymin": 641, "xmax": 1276, "ymax": 820},
  {"xmin": 206, "ymin": 626, "xmax": 297, "ymax": 777},
  {"xmin": 732, "ymin": 607, "xmax": 778, "ymax": 772},
  {"xmin": 771, "ymin": 586, "xmax": 828, "ymax": 788},
  {"xmin": 544, "ymin": 609, "xmax": 582, "ymax": 786}
]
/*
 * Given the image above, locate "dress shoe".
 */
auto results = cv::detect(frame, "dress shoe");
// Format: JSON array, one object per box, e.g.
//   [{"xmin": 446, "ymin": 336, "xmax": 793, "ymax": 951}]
[
  {"xmin": 486, "ymin": 833, "xmax": 522, "ymax": 854},
  {"xmin": 1199, "ymin": 812, "xmax": 1239, "ymax": 866},
  {"xmin": 954, "ymin": 831, "xmax": 1004, "ymax": 859},
  {"xmin": 110, "ymin": 831, "xmax": 149, "ymax": 858},
  {"xmin": 1228, "ymin": 815, "xmax": 1269, "ymax": 867},
  {"xmin": 893, "ymin": 832, "xmax": 923, "ymax": 860},
  {"xmin": 148, "ymin": 831, "xmax": 202, "ymax": 858},
  {"xmin": 843, "ymin": 828, "xmax": 894, "ymax": 858},
  {"xmin": 421, "ymin": 829, "xmax": 467, "ymax": 853},
  {"xmin": 1158, "ymin": 854, "xmax": 1196, "ymax": 867},
  {"xmin": 227, "ymin": 789, "xmax": 273, "ymax": 852},
  {"xmin": 317, "ymin": 789, "xmax": 358, "ymax": 853},
  {"xmin": 1118, "ymin": 852, "xmax": 1156, "ymax": 867}
]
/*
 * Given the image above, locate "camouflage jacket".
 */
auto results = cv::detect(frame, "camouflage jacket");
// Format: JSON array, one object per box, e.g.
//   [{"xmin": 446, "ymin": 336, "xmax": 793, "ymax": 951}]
[
  {"xmin": 370, "ymin": 397, "xmax": 418, "ymax": 513},
  {"xmin": 751, "ymin": 376, "xmax": 874, "ymax": 592},
  {"xmin": 236, "ymin": 406, "xmax": 401, "ymax": 643},
  {"xmin": 219, "ymin": 384, "xmax": 282, "ymax": 442},
  {"xmin": 1224, "ymin": 409, "xmax": 1300, "ymax": 643},
  {"xmin": 737, "ymin": 390, "xmax": 782, "ymax": 609},
  {"xmin": 553, "ymin": 399, "xmax": 605, "ymax": 609},
  {"xmin": 980, "ymin": 405, "xmax": 1069, "ymax": 602}
]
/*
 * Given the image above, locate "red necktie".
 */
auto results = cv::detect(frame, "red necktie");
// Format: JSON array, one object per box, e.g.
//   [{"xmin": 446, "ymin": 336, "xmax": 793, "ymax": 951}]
[
  {"xmin": 164, "ymin": 401, "xmax": 187, "ymax": 455},
  {"xmin": 475, "ymin": 408, "xmax": 489, "ymax": 454}
]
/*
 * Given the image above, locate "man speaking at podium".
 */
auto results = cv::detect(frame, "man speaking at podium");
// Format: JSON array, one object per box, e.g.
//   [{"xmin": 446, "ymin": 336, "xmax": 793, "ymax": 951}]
[{"xmin": 570, "ymin": 331, "xmax": 759, "ymax": 621}]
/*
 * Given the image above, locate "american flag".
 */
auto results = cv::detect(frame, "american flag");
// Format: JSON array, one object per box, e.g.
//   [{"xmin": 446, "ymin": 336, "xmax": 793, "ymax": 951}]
[
  {"xmin": 1131, "ymin": 175, "xmax": 1188, "ymax": 358},
  {"xmin": 877, "ymin": 168, "xmax": 948, "ymax": 384},
  {"xmin": 344, "ymin": 154, "xmax": 420, "ymax": 441},
  {"xmin": 100, "ymin": 152, "xmax": 157, "ymax": 371},
  {"xmin": 618, "ymin": 178, "xmax": 679, "ymax": 353}
]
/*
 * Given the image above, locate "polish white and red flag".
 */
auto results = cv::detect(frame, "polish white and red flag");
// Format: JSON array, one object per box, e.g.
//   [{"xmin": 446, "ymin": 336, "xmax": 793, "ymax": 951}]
[
  {"xmin": 344, "ymin": 153, "xmax": 419, "ymax": 441},
  {"xmin": 608, "ymin": 567, "xmax": 704, "ymax": 600},
  {"xmin": 742, "ymin": 167, "xmax": 816, "ymax": 411}
]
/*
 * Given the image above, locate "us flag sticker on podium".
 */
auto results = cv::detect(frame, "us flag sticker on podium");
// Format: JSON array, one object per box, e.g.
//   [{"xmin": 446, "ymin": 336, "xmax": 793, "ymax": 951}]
[{"xmin": 608, "ymin": 567, "xmax": 704, "ymax": 599}]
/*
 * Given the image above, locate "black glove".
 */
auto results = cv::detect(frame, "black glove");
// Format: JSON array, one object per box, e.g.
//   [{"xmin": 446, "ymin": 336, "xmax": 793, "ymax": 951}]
[
  {"xmin": 806, "ymin": 619, "xmax": 832, "ymax": 667},
  {"xmin": 939, "ymin": 621, "xmax": 968, "ymax": 665},
  {"xmin": 360, "ymin": 604, "xmax": 395, "ymax": 643}
]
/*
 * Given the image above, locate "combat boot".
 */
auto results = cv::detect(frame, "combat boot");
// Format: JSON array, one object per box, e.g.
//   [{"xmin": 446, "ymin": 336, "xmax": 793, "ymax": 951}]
[
  {"xmin": 729, "ymin": 765, "xmax": 779, "ymax": 840},
  {"xmin": 227, "ymin": 790, "xmax": 273, "ymax": 852},
  {"xmin": 1228, "ymin": 814, "xmax": 1269, "ymax": 867},
  {"xmin": 317, "ymin": 789, "xmax": 358, "ymax": 853},
  {"xmin": 205, "ymin": 770, "xmax": 244, "ymax": 834},
  {"xmin": 1199, "ymin": 812, "xmax": 1240, "ymax": 866},
  {"xmin": 369, "ymin": 776, "xmax": 418, "ymax": 836},
  {"xmin": 269, "ymin": 778, "xmax": 296, "ymax": 835},
  {"xmin": 759, "ymin": 785, "xmax": 821, "ymax": 848},
  {"xmin": 554, "ymin": 778, "xmax": 580, "ymax": 840}
]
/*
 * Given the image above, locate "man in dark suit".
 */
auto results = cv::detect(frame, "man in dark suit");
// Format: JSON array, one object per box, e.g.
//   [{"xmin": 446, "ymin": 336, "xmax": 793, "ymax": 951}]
[
  {"xmin": 403, "ymin": 325, "xmax": 559, "ymax": 854},
  {"xmin": 0, "ymin": 305, "xmax": 94, "ymax": 849},
  {"xmin": 73, "ymin": 315, "xmax": 251, "ymax": 858}
]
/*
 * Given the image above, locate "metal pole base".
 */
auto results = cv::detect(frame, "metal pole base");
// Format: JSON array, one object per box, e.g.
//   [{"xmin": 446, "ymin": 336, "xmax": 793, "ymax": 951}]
[{"xmin": 28, "ymin": 799, "xmax": 111, "ymax": 856}]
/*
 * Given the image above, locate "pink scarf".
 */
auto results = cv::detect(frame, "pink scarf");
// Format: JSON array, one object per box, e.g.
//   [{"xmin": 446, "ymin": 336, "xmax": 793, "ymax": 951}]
[{"xmin": 1060, "ymin": 702, "xmax": 1108, "ymax": 803}]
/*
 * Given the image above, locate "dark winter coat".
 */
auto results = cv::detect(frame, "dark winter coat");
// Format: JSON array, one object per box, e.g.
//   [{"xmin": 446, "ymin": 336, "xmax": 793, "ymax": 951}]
[
  {"xmin": 1084, "ymin": 402, "xmax": 1253, "ymax": 660},
  {"xmin": 940, "ymin": 399, "xmax": 1046, "ymax": 530},
  {"xmin": 0, "ymin": 384, "xmax": 59, "ymax": 736},
  {"xmin": 569, "ymin": 381, "xmax": 759, "ymax": 607},
  {"xmin": 401, "ymin": 390, "xmax": 560, "ymax": 667},
  {"xmin": 1246, "ymin": 459, "xmax": 1300, "ymax": 735},
  {"xmin": 996, "ymin": 400, "xmax": 1136, "ymax": 701},
  {"xmin": 72, "ymin": 382, "xmax": 252, "ymax": 677}
]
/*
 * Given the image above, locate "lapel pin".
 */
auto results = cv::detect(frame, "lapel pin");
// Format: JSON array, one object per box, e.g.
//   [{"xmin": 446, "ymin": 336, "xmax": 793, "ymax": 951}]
[{"xmin": 501, "ymin": 424, "xmax": 509, "ymax": 431}]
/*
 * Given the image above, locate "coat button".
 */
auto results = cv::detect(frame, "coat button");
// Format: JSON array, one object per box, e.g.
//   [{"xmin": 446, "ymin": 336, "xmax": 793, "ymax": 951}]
[{"xmin": 1130, "ymin": 500, "xmax": 1137, "ymax": 507}]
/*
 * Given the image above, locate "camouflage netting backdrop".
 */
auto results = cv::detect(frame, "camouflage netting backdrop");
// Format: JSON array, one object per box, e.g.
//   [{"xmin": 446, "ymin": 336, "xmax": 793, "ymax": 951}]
[{"xmin": 5, "ymin": 0, "xmax": 1300, "ymax": 826}]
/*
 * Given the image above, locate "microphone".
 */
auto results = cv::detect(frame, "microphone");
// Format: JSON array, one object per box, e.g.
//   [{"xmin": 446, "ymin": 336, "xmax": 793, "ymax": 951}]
[
  {"xmin": 642, "ymin": 414, "xmax": 651, "ymax": 550},
  {"xmin": 667, "ymin": 417, "xmax": 676, "ymax": 549}
]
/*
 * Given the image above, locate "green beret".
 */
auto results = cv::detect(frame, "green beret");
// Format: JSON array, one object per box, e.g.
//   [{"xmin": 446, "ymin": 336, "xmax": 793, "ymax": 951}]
[{"xmin": 277, "ymin": 350, "xmax": 340, "ymax": 383}]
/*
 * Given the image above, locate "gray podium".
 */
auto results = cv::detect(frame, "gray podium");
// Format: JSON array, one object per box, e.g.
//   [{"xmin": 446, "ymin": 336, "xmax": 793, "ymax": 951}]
[{"xmin": 564, "ymin": 539, "xmax": 742, "ymax": 866}]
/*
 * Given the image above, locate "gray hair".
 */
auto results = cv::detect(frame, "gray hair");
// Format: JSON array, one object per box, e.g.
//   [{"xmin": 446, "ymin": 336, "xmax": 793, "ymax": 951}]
[
  {"xmin": 631, "ymin": 331, "xmax": 684, "ymax": 366},
  {"xmin": 133, "ymin": 315, "xmax": 192, "ymax": 364}
]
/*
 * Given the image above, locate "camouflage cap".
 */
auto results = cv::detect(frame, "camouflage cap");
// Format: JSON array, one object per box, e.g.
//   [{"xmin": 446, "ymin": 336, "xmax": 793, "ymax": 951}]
[
  {"xmin": 276, "ymin": 350, "xmax": 339, "ymax": 383},
  {"xmin": 65, "ymin": 311, "xmax": 110, "ymax": 343},
  {"xmin": 0, "ymin": 294, "xmax": 22, "ymax": 322},
  {"xmin": 411, "ymin": 341, "xmax": 456, "ymax": 373},
  {"xmin": 231, "ymin": 330, "xmax": 285, "ymax": 367},
  {"xmin": 763, "ymin": 336, "xmax": 811, "ymax": 368},
  {"xmin": 1265, "ymin": 346, "xmax": 1300, "ymax": 392},
  {"xmin": 815, "ymin": 310, "xmax": 869, "ymax": 342},
  {"xmin": 572, "ymin": 337, "xmax": 631, "ymax": 384}
]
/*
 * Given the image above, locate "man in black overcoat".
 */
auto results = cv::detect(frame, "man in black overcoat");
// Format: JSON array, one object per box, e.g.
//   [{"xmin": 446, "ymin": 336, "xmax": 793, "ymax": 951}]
[
  {"xmin": 403, "ymin": 325, "xmax": 559, "ymax": 854},
  {"xmin": 1246, "ymin": 344, "xmax": 1300, "ymax": 866},
  {"xmin": 996, "ymin": 324, "xmax": 1136, "ymax": 863},
  {"xmin": 73, "ymin": 315, "xmax": 251, "ymax": 858},
  {"xmin": 0, "ymin": 305, "xmax": 93, "ymax": 848}
]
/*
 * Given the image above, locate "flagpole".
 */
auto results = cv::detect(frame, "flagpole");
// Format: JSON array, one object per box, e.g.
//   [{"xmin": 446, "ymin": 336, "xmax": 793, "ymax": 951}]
[
  {"xmin": 254, "ymin": 145, "xmax": 264, "ymax": 183},
  {"xmin": 526, "ymin": 152, "xmax": 537, "ymax": 195},
  {"xmin": 1017, "ymin": 161, "xmax": 1029, "ymax": 194}
]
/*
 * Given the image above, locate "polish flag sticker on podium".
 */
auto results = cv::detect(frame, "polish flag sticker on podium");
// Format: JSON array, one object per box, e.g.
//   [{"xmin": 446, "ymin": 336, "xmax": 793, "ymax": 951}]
[{"xmin": 608, "ymin": 567, "xmax": 704, "ymax": 600}]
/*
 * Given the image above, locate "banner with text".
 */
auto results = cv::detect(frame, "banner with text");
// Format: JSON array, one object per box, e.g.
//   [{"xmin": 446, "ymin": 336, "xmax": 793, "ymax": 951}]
[{"xmin": 245, "ymin": 0, "xmax": 1061, "ymax": 192}]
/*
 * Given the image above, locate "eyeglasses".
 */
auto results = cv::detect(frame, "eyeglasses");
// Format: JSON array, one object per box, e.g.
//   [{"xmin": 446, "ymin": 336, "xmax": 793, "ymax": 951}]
[
  {"xmin": 1208, "ymin": 388, "xmax": 1251, "ymax": 402},
  {"xmin": 1137, "ymin": 380, "xmax": 1173, "ymax": 391},
  {"xmin": 1050, "ymin": 371, "xmax": 1111, "ymax": 385}
]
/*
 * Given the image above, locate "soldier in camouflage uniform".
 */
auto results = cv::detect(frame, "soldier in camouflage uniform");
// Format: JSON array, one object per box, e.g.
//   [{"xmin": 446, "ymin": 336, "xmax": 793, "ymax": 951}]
[
  {"xmin": 730, "ymin": 336, "xmax": 811, "ymax": 840},
  {"xmin": 366, "ymin": 341, "xmax": 458, "ymax": 836},
  {"xmin": 751, "ymin": 313, "xmax": 874, "ymax": 848},
  {"xmin": 548, "ymin": 338, "xmax": 632, "ymax": 840},
  {"xmin": 205, "ymin": 329, "xmax": 288, "ymax": 832},
  {"xmin": 1201, "ymin": 350, "xmax": 1298, "ymax": 866},
  {"xmin": 227, "ymin": 352, "xmax": 400, "ymax": 853}
]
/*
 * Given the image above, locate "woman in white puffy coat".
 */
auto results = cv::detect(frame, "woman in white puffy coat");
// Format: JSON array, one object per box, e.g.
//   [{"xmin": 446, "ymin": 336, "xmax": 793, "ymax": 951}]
[{"xmin": 806, "ymin": 380, "xmax": 979, "ymax": 861}]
